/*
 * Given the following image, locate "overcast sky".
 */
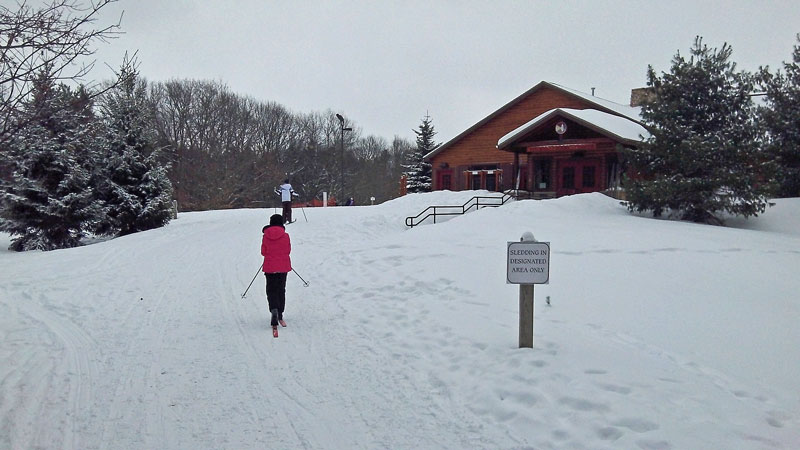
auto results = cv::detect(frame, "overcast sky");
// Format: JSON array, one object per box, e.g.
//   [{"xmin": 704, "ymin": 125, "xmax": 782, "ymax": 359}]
[{"xmin": 87, "ymin": 0, "xmax": 800, "ymax": 143}]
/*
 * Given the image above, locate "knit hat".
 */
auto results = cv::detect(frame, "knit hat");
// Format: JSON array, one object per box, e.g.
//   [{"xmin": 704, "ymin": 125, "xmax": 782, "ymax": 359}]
[{"xmin": 269, "ymin": 214, "xmax": 284, "ymax": 226}]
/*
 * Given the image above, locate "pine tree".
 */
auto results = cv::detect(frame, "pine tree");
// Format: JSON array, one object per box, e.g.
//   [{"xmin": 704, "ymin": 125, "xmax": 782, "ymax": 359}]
[
  {"xmin": 0, "ymin": 73, "xmax": 104, "ymax": 251},
  {"xmin": 624, "ymin": 37, "xmax": 775, "ymax": 224},
  {"xmin": 404, "ymin": 114, "xmax": 438, "ymax": 193},
  {"xmin": 758, "ymin": 34, "xmax": 800, "ymax": 198},
  {"xmin": 94, "ymin": 63, "xmax": 173, "ymax": 236}
]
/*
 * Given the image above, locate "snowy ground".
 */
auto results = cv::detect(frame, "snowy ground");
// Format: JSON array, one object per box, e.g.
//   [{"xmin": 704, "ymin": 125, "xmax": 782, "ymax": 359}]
[{"xmin": 1, "ymin": 191, "xmax": 798, "ymax": 449}]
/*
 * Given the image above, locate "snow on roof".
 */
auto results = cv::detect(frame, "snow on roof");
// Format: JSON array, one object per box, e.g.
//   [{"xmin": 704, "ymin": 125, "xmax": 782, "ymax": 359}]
[
  {"xmin": 497, "ymin": 108, "xmax": 650, "ymax": 149},
  {"xmin": 548, "ymin": 82, "xmax": 644, "ymax": 121}
]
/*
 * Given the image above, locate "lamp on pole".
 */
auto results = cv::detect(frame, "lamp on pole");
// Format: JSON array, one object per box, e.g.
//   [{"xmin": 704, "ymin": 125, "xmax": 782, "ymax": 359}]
[{"xmin": 336, "ymin": 113, "xmax": 352, "ymax": 204}]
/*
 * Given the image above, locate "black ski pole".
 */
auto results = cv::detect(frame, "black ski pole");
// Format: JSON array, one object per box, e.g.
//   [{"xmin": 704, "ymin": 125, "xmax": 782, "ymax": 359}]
[
  {"xmin": 301, "ymin": 206, "xmax": 308, "ymax": 222},
  {"xmin": 292, "ymin": 268, "xmax": 309, "ymax": 287},
  {"xmin": 241, "ymin": 264, "xmax": 262, "ymax": 298}
]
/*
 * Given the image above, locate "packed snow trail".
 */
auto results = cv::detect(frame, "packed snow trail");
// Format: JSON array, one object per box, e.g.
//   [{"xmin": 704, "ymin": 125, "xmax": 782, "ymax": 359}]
[
  {"xmin": 2, "ymin": 192, "xmax": 799, "ymax": 449},
  {"xmin": 0, "ymin": 201, "xmax": 512, "ymax": 449}
]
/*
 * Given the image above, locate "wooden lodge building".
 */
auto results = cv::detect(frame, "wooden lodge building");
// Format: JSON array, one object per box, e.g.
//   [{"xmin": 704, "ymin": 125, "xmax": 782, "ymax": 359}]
[{"xmin": 424, "ymin": 81, "xmax": 651, "ymax": 198}]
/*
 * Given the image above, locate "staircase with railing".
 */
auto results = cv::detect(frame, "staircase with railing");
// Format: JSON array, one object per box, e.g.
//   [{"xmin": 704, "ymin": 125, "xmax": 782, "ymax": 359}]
[{"xmin": 405, "ymin": 191, "xmax": 515, "ymax": 228}]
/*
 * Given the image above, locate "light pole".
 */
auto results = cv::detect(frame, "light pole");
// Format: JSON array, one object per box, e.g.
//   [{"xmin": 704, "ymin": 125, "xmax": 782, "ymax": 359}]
[{"xmin": 336, "ymin": 113, "xmax": 352, "ymax": 204}]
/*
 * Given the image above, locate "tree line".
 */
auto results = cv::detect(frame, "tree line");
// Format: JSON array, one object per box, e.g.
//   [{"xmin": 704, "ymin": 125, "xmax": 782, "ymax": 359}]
[
  {"xmin": 144, "ymin": 78, "xmax": 414, "ymax": 211},
  {"xmin": 1, "ymin": 64, "xmax": 419, "ymax": 250}
]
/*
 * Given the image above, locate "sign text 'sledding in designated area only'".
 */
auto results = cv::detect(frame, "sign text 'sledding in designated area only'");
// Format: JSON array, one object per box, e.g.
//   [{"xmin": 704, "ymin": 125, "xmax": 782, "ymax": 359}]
[{"xmin": 507, "ymin": 241, "xmax": 550, "ymax": 284}]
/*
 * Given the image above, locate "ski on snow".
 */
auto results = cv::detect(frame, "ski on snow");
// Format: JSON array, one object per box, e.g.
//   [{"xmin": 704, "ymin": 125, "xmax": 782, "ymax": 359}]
[{"xmin": 272, "ymin": 320, "xmax": 286, "ymax": 338}]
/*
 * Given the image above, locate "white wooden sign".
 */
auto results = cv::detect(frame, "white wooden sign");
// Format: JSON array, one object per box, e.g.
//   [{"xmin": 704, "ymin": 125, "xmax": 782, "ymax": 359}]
[{"xmin": 507, "ymin": 241, "xmax": 550, "ymax": 284}]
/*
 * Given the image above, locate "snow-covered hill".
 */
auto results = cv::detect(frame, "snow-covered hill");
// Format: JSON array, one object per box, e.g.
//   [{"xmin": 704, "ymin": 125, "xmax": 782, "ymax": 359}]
[{"xmin": 2, "ymin": 192, "xmax": 798, "ymax": 449}]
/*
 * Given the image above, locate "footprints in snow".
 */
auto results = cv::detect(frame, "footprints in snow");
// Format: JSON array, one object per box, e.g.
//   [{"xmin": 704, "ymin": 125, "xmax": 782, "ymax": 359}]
[
  {"xmin": 580, "ymin": 321, "xmax": 791, "ymax": 438},
  {"xmin": 332, "ymin": 244, "xmax": 792, "ymax": 446}
]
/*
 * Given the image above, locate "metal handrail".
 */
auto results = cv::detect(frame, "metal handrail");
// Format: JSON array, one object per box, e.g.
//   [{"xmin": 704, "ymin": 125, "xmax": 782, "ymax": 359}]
[{"xmin": 405, "ymin": 192, "xmax": 515, "ymax": 228}]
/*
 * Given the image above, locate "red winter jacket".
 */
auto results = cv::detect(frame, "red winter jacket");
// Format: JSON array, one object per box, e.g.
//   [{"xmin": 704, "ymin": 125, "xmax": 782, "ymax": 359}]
[{"xmin": 261, "ymin": 225, "xmax": 292, "ymax": 273}]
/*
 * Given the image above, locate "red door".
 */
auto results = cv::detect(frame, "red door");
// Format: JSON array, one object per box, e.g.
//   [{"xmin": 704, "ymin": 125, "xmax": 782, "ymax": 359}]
[
  {"xmin": 556, "ymin": 159, "xmax": 601, "ymax": 197},
  {"xmin": 436, "ymin": 169, "xmax": 453, "ymax": 191}
]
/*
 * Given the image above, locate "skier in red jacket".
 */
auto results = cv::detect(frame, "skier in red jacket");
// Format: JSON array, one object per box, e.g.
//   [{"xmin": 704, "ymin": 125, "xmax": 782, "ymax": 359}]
[{"xmin": 261, "ymin": 214, "xmax": 291, "ymax": 335}]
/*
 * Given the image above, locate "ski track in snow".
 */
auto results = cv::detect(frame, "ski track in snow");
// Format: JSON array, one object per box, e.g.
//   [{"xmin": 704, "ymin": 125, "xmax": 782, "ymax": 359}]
[
  {"xmin": 1, "ymin": 192, "xmax": 799, "ymax": 449},
  {"xmin": 1, "ymin": 205, "xmax": 510, "ymax": 449}
]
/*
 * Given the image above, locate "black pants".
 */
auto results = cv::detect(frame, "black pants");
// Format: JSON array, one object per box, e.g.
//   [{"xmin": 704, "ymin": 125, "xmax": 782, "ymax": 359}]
[
  {"xmin": 282, "ymin": 201, "xmax": 292, "ymax": 223},
  {"xmin": 265, "ymin": 272, "xmax": 287, "ymax": 318}
]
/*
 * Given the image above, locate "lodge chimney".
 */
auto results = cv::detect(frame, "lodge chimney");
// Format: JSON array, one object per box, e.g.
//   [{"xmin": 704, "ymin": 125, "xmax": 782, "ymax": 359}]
[{"xmin": 630, "ymin": 87, "xmax": 655, "ymax": 107}]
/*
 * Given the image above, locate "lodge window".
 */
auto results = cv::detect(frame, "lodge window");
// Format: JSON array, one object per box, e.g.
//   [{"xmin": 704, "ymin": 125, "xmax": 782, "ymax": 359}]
[
  {"xmin": 535, "ymin": 160, "xmax": 550, "ymax": 189},
  {"xmin": 562, "ymin": 167, "xmax": 575, "ymax": 189},
  {"xmin": 582, "ymin": 166, "xmax": 596, "ymax": 188},
  {"xmin": 472, "ymin": 173, "xmax": 481, "ymax": 189},
  {"xmin": 464, "ymin": 168, "xmax": 502, "ymax": 191},
  {"xmin": 486, "ymin": 173, "xmax": 496, "ymax": 191},
  {"xmin": 441, "ymin": 174, "xmax": 451, "ymax": 190}
]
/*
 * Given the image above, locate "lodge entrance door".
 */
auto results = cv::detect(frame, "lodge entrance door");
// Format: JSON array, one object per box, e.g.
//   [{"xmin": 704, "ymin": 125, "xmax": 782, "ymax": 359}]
[
  {"xmin": 436, "ymin": 169, "xmax": 453, "ymax": 191},
  {"xmin": 556, "ymin": 159, "xmax": 601, "ymax": 197}
]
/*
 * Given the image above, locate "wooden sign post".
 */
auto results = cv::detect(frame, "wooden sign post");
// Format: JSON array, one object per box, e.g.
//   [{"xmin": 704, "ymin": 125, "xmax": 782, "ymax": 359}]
[{"xmin": 507, "ymin": 232, "xmax": 550, "ymax": 348}]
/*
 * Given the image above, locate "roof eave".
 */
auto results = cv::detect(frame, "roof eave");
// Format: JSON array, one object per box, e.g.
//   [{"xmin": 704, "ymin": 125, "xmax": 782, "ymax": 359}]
[
  {"xmin": 497, "ymin": 108, "xmax": 647, "ymax": 150},
  {"xmin": 496, "ymin": 109, "xmax": 562, "ymax": 150},
  {"xmin": 565, "ymin": 113, "xmax": 647, "ymax": 147}
]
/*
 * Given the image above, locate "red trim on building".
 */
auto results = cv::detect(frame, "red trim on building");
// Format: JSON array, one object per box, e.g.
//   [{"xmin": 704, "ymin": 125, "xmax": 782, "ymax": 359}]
[{"xmin": 526, "ymin": 142, "xmax": 597, "ymax": 153}]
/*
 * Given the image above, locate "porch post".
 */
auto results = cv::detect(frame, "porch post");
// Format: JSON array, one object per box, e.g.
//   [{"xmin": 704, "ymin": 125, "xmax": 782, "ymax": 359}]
[
  {"xmin": 526, "ymin": 153, "xmax": 534, "ymax": 192},
  {"xmin": 600, "ymin": 154, "xmax": 608, "ymax": 190}
]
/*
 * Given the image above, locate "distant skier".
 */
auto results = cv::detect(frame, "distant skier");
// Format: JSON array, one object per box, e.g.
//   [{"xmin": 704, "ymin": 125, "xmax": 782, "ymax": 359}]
[
  {"xmin": 261, "ymin": 214, "xmax": 292, "ymax": 337},
  {"xmin": 275, "ymin": 179, "xmax": 298, "ymax": 224},
  {"xmin": 345, "ymin": 197, "xmax": 355, "ymax": 206}
]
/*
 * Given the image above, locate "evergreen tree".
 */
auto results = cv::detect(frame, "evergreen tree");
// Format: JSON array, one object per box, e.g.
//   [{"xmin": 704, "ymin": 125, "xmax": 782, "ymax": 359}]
[
  {"xmin": 0, "ymin": 73, "xmax": 103, "ymax": 250},
  {"xmin": 624, "ymin": 37, "xmax": 775, "ymax": 224},
  {"xmin": 95, "ymin": 63, "xmax": 173, "ymax": 236},
  {"xmin": 404, "ymin": 114, "xmax": 438, "ymax": 193},
  {"xmin": 758, "ymin": 34, "xmax": 800, "ymax": 198}
]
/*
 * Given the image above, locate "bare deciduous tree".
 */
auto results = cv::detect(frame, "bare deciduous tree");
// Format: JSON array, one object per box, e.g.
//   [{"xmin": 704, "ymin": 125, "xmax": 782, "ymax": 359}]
[
  {"xmin": 143, "ymin": 78, "xmax": 412, "ymax": 210},
  {"xmin": 0, "ymin": 0, "xmax": 122, "ymax": 143}
]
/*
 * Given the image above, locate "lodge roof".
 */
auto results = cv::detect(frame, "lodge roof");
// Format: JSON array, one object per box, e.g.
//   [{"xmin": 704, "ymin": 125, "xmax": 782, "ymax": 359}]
[
  {"xmin": 424, "ymin": 81, "xmax": 645, "ymax": 160},
  {"xmin": 497, "ymin": 108, "xmax": 650, "ymax": 150}
]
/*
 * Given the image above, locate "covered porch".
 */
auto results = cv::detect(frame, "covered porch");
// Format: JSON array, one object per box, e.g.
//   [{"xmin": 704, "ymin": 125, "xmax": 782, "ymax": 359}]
[{"xmin": 497, "ymin": 108, "xmax": 648, "ymax": 198}]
